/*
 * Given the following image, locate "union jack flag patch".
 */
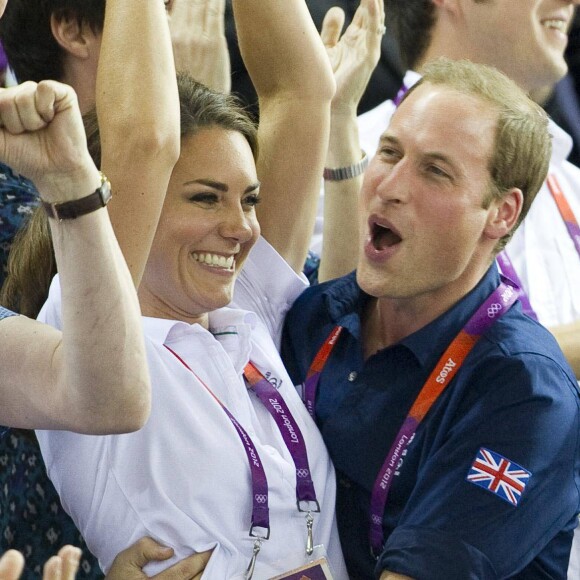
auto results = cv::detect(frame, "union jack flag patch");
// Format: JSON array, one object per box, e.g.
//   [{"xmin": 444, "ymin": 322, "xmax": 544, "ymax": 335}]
[{"xmin": 466, "ymin": 447, "xmax": 531, "ymax": 507}]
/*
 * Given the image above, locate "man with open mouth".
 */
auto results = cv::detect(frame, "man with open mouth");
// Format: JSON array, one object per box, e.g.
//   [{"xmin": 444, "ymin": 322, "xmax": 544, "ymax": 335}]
[{"xmin": 280, "ymin": 57, "xmax": 580, "ymax": 579}]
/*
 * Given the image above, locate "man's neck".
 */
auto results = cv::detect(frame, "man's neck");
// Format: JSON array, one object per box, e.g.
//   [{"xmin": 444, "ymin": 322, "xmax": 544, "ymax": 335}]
[
  {"xmin": 362, "ymin": 295, "xmax": 444, "ymax": 359},
  {"xmin": 361, "ymin": 265, "xmax": 491, "ymax": 359}
]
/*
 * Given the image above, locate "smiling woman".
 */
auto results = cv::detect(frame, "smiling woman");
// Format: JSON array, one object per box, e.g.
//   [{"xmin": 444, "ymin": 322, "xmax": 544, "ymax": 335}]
[
  {"xmin": 1, "ymin": 0, "xmax": 349, "ymax": 575},
  {"xmin": 139, "ymin": 123, "xmax": 261, "ymax": 326},
  {"xmin": 84, "ymin": 75, "xmax": 262, "ymax": 327},
  {"xmin": 33, "ymin": 74, "xmax": 347, "ymax": 580}
]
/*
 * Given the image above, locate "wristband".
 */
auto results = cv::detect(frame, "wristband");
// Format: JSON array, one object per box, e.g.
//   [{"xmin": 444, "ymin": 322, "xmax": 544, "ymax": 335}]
[
  {"xmin": 42, "ymin": 172, "xmax": 112, "ymax": 220},
  {"xmin": 323, "ymin": 151, "xmax": 369, "ymax": 181}
]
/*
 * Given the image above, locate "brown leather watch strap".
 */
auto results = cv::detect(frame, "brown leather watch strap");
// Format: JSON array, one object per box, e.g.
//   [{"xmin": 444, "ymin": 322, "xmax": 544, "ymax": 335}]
[{"xmin": 42, "ymin": 172, "xmax": 112, "ymax": 220}]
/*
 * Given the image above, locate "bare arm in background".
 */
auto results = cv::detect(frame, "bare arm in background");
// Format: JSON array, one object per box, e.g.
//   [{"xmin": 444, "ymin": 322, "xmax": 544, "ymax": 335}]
[{"xmin": 550, "ymin": 320, "xmax": 580, "ymax": 379}]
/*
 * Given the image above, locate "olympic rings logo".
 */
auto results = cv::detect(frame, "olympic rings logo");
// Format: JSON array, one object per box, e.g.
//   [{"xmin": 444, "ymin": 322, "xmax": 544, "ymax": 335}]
[
  {"xmin": 255, "ymin": 494, "xmax": 267, "ymax": 504},
  {"xmin": 487, "ymin": 303, "xmax": 502, "ymax": 318},
  {"xmin": 297, "ymin": 469, "xmax": 310, "ymax": 478}
]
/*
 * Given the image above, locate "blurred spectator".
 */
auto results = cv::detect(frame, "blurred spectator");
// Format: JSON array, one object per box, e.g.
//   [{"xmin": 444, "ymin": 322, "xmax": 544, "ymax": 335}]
[
  {"xmin": 567, "ymin": 10, "xmax": 580, "ymax": 98},
  {"xmin": 544, "ymin": 10, "xmax": 580, "ymax": 167},
  {"xmin": 0, "ymin": 41, "xmax": 8, "ymax": 86}
]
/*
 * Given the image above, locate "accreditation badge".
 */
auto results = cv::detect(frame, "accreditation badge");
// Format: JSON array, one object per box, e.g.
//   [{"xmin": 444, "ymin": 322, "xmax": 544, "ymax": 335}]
[{"xmin": 269, "ymin": 546, "xmax": 334, "ymax": 579}]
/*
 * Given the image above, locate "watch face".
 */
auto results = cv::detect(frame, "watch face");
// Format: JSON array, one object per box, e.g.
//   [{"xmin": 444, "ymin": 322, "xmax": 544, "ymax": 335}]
[{"xmin": 99, "ymin": 176, "xmax": 112, "ymax": 205}]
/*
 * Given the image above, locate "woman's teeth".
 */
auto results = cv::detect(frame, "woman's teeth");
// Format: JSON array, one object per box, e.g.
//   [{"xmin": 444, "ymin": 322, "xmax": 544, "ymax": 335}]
[{"xmin": 192, "ymin": 253, "xmax": 235, "ymax": 270}]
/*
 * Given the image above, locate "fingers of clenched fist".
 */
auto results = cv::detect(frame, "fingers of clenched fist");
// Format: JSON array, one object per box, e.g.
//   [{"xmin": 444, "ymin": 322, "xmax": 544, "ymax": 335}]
[
  {"xmin": 0, "ymin": 82, "xmax": 47, "ymax": 134},
  {"xmin": 0, "ymin": 81, "xmax": 76, "ymax": 135}
]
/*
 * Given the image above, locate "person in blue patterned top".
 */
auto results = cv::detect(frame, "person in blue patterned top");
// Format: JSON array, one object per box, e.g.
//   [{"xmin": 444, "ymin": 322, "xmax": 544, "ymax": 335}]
[{"xmin": 0, "ymin": 162, "xmax": 38, "ymax": 288}]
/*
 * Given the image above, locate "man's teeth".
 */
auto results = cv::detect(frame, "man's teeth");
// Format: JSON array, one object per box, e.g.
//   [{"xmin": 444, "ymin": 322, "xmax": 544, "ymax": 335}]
[
  {"xmin": 543, "ymin": 19, "xmax": 567, "ymax": 32},
  {"xmin": 192, "ymin": 253, "xmax": 235, "ymax": 269}
]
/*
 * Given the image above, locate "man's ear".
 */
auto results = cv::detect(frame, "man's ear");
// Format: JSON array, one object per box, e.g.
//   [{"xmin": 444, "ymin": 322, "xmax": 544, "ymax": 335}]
[
  {"xmin": 484, "ymin": 188, "xmax": 524, "ymax": 241},
  {"xmin": 50, "ymin": 13, "xmax": 95, "ymax": 60}
]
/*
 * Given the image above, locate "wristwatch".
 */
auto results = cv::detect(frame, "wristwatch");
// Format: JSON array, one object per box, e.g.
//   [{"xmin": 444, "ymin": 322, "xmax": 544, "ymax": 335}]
[
  {"xmin": 42, "ymin": 172, "xmax": 112, "ymax": 220},
  {"xmin": 323, "ymin": 151, "xmax": 369, "ymax": 181}
]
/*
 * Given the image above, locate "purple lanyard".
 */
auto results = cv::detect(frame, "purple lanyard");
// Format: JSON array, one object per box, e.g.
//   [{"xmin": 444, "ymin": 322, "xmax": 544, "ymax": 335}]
[
  {"xmin": 497, "ymin": 173, "xmax": 580, "ymax": 322},
  {"xmin": 393, "ymin": 82, "xmax": 410, "ymax": 107},
  {"xmin": 368, "ymin": 280, "xmax": 517, "ymax": 555},
  {"xmin": 244, "ymin": 362, "xmax": 319, "ymax": 512},
  {"xmin": 164, "ymin": 345, "xmax": 270, "ymax": 538},
  {"xmin": 302, "ymin": 280, "xmax": 518, "ymax": 557},
  {"xmin": 244, "ymin": 363, "xmax": 320, "ymax": 556},
  {"xmin": 164, "ymin": 345, "xmax": 320, "ymax": 569},
  {"xmin": 495, "ymin": 252, "xmax": 538, "ymax": 322}
]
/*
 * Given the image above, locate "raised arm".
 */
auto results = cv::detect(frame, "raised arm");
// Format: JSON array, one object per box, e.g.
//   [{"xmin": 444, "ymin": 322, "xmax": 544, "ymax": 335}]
[
  {"xmin": 0, "ymin": 81, "xmax": 149, "ymax": 434},
  {"xmin": 233, "ymin": 0, "xmax": 335, "ymax": 273},
  {"xmin": 97, "ymin": 0, "xmax": 180, "ymax": 287},
  {"xmin": 319, "ymin": 0, "xmax": 383, "ymax": 282}
]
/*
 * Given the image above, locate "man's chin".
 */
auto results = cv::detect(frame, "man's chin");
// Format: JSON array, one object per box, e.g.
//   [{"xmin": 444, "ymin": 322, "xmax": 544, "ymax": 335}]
[{"xmin": 356, "ymin": 267, "xmax": 390, "ymax": 299}]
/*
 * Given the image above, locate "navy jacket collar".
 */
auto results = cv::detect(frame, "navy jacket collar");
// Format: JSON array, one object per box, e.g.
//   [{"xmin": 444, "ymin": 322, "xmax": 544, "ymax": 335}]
[{"xmin": 321, "ymin": 265, "xmax": 501, "ymax": 368}]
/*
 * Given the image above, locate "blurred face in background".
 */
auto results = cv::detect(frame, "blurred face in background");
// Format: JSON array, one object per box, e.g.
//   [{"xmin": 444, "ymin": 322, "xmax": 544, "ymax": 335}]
[{"xmin": 458, "ymin": 0, "xmax": 579, "ymax": 92}]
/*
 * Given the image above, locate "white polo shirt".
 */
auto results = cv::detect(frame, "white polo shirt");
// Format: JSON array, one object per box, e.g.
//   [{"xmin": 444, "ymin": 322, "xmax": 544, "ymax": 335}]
[
  {"xmin": 501, "ymin": 120, "xmax": 580, "ymax": 327},
  {"xmin": 36, "ymin": 237, "xmax": 347, "ymax": 579}
]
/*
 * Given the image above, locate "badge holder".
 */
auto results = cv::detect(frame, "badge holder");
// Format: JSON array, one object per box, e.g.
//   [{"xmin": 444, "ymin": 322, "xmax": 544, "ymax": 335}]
[{"xmin": 269, "ymin": 545, "xmax": 334, "ymax": 579}]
